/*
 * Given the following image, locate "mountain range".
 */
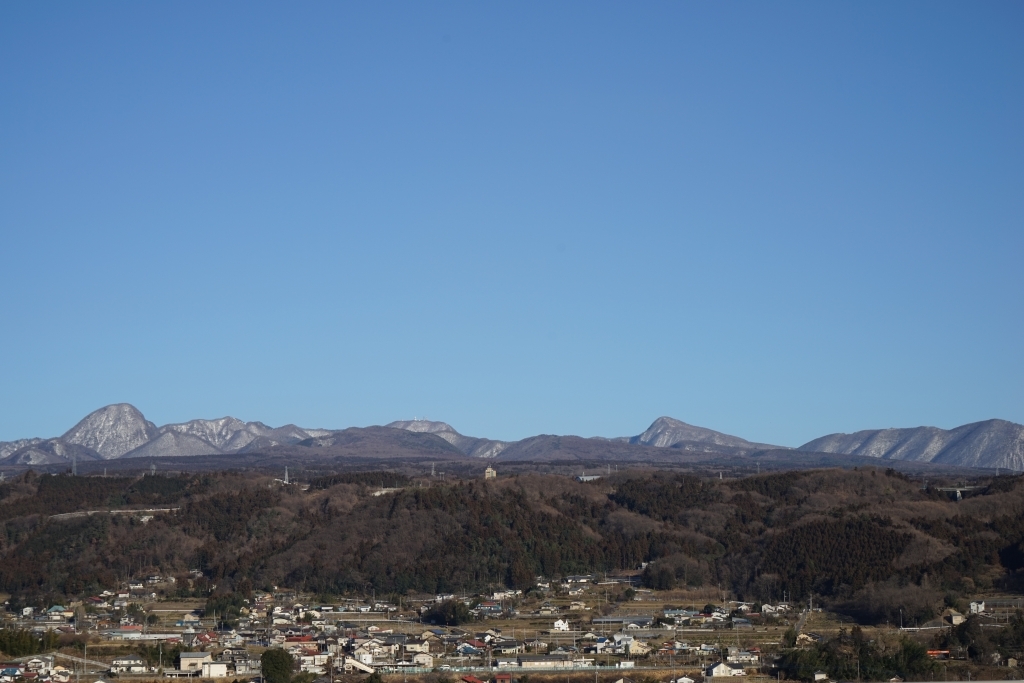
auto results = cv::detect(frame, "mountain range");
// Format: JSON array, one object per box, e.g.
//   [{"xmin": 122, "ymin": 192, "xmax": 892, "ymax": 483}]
[
  {"xmin": 0, "ymin": 404, "xmax": 332, "ymax": 466},
  {"xmin": 0, "ymin": 404, "xmax": 1021, "ymax": 471},
  {"xmin": 799, "ymin": 419, "xmax": 1024, "ymax": 471}
]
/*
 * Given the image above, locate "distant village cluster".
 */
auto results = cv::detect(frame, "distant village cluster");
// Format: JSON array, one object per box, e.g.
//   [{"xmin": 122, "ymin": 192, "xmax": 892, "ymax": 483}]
[{"xmin": 1, "ymin": 572, "xmax": 813, "ymax": 683}]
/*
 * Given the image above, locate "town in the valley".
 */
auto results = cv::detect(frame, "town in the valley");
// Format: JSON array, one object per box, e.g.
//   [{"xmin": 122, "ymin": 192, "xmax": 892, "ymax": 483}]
[{"xmin": 1, "ymin": 572, "xmax": 1014, "ymax": 683}]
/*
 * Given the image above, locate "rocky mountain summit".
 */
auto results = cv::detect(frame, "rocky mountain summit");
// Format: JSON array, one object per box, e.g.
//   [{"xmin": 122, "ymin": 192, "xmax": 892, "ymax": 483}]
[
  {"xmin": 0, "ymin": 404, "xmax": 332, "ymax": 466},
  {"xmin": 799, "ymin": 419, "xmax": 1024, "ymax": 471},
  {"xmin": 630, "ymin": 416, "xmax": 776, "ymax": 449},
  {"xmin": 62, "ymin": 403, "xmax": 157, "ymax": 459}
]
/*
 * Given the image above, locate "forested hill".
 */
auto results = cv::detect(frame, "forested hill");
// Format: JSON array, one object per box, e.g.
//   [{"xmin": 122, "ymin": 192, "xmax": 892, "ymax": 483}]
[{"xmin": 2, "ymin": 468, "xmax": 1024, "ymax": 625}]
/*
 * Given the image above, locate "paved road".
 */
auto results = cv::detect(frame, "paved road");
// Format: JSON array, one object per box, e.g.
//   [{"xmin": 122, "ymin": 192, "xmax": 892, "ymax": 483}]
[
  {"xmin": 49, "ymin": 508, "xmax": 179, "ymax": 520},
  {"xmin": 13, "ymin": 652, "xmax": 110, "ymax": 670},
  {"xmin": 795, "ymin": 609, "xmax": 809, "ymax": 634}
]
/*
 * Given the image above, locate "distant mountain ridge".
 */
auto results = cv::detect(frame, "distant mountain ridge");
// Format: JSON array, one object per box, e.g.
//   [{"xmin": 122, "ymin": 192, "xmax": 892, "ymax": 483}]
[
  {"xmin": 383, "ymin": 420, "xmax": 509, "ymax": 458},
  {"xmin": 799, "ymin": 419, "xmax": 1024, "ymax": 471},
  {"xmin": 1, "ymin": 403, "xmax": 1021, "ymax": 471},
  {"xmin": 0, "ymin": 404, "xmax": 334, "ymax": 466},
  {"xmin": 630, "ymin": 416, "xmax": 776, "ymax": 450}
]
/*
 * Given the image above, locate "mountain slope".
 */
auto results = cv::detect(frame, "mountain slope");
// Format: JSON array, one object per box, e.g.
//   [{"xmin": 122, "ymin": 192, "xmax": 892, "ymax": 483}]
[
  {"xmin": 631, "ymin": 416, "xmax": 778, "ymax": 449},
  {"xmin": 0, "ymin": 405, "xmax": 338, "ymax": 464},
  {"xmin": 160, "ymin": 416, "xmax": 260, "ymax": 451},
  {"xmin": 0, "ymin": 438, "xmax": 44, "ymax": 461},
  {"xmin": 799, "ymin": 419, "xmax": 1024, "ymax": 470},
  {"xmin": 121, "ymin": 431, "xmax": 222, "ymax": 459},
  {"xmin": 494, "ymin": 434, "xmax": 752, "ymax": 462},
  {"xmin": 62, "ymin": 404, "xmax": 158, "ymax": 459},
  {"xmin": 385, "ymin": 420, "xmax": 509, "ymax": 458},
  {"xmin": 1, "ymin": 439, "xmax": 103, "ymax": 466},
  {"xmin": 285, "ymin": 426, "xmax": 467, "ymax": 459}
]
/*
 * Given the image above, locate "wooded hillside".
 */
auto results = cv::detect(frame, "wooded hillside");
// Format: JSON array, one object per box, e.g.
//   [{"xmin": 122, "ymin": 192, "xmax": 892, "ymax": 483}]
[{"xmin": 2, "ymin": 467, "xmax": 1023, "ymax": 625}]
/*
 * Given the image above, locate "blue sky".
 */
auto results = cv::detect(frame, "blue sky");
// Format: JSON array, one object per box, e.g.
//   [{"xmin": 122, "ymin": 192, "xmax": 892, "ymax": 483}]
[{"xmin": 1, "ymin": 2, "xmax": 1022, "ymax": 446}]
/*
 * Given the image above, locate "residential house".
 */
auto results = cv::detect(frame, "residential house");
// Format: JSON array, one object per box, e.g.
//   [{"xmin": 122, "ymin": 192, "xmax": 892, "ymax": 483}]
[
  {"xmin": 705, "ymin": 662, "xmax": 746, "ymax": 677},
  {"xmin": 24, "ymin": 657, "xmax": 55, "ymax": 674},
  {"xmin": 796, "ymin": 633, "xmax": 823, "ymax": 647},
  {"xmin": 47, "ymin": 606, "xmax": 72, "ymax": 622},
  {"xmin": 726, "ymin": 649, "xmax": 760, "ymax": 665},
  {"xmin": 404, "ymin": 639, "xmax": 430, "ymax": 654},
  {"xmin": 218, "ymin": 649, "xmax": 260, "ymax": 675},
  {"xmin": 553, "ymin": 619, "xmax": 571, "ymax": 631},
  {"xmin": 493, "ymin": 640, "xmax": 524, "ymax": 655},
  {"xmin": 665, "ymin": 609, "xmax": 697, "ymax": 620},
  {"xmin": 201, "ymin": 663, "xmax": 228, "ymax": 678},
  {"xmin": 1, "ymin": 665, "xmax": 25, "ymax": 682},
  {"xmin": 179, "ymin": 653, "xmax": 213, "ymax": 671},
  {"xmin": 111, "ymin": 656, "xmax": 147, "ymax": 674},
  {"xmin": 412, "ymin": 653, "xmax": 434, "ymax": 668},
  {"xmin": 297, "ymin": 654, "xmax": 329, "ymax": 673}
]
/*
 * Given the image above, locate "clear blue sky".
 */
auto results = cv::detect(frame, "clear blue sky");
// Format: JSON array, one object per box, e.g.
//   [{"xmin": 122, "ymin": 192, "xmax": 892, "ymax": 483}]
[{"xmin": 1, "ymin": 3, "xmax": 1022, "ymax": 447}]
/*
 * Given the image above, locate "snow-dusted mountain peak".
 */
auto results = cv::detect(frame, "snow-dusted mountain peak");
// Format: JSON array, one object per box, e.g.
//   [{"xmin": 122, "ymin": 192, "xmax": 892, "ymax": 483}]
[
  {"xmin": 385, "ymin": 419, "xmax": 509, "ymax": 458},
  {"xmin": 385, "ymin": 419, "xmax": 457, "ymax": 434},
  {"xmin": 630, "ymin": 416, "xmax": 772, "ymax": 449},
  {"xmin": 62, "ymin": 403, "xmax": 157, "ymax": 459},
  {"xmin": 799, "ymin": 419, "xmax": 1024, "ymax": 470}
]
